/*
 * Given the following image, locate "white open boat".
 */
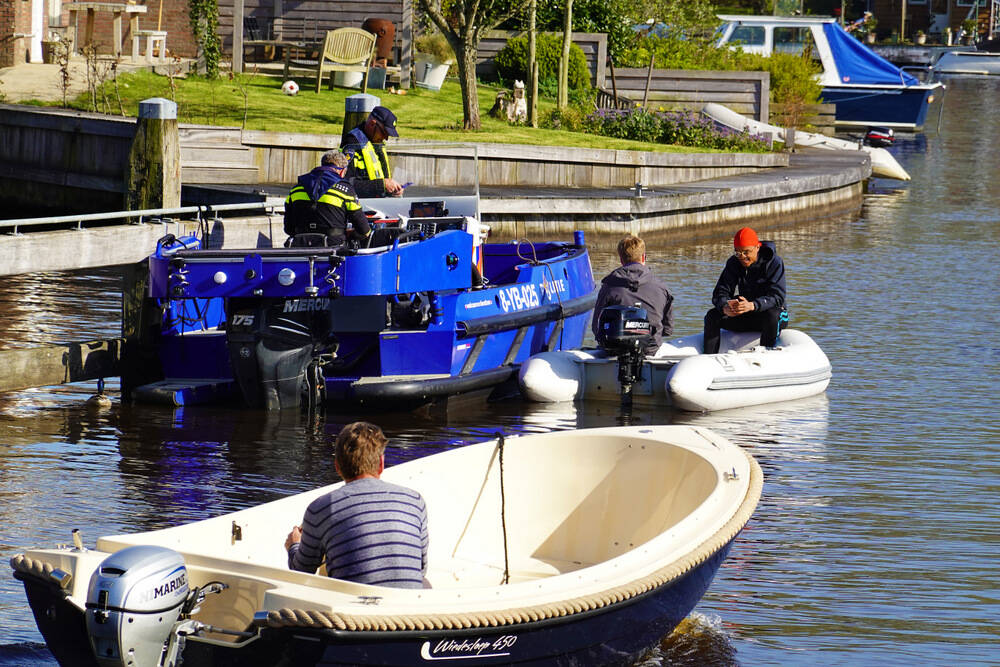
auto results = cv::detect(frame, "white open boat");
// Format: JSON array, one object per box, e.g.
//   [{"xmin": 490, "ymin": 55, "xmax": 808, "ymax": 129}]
[
  {"xmin": 12, "ymin": 426, "xmax": 761, "ymax": 666},
  {"xmin": 519, "ymin": 328, "xmax": 832, "ymax": 412},
  {"xmin": 933, "ymin": 49, "xmax": 1000, "ymax": 75},
  {"xmin": 701, "ymin": 102, "xmax": 911, "ymax": 181}
]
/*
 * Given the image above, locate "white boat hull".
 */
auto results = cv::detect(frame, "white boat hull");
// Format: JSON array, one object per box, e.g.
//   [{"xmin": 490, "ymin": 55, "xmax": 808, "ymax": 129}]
[
  {"xmin": 519, "ymin": 328, "xmax": 832, "ymax": 411},
  {"xmin": 933, "ymin": 51, "xmax": 1000, "ymax": 75},
  {"xmin": 12, "ymin": 426, "xmax": 762, "ymax": 666},
  {"xmin": 701, "ymin": 102, "xmax": 911, "ymax": 181}
]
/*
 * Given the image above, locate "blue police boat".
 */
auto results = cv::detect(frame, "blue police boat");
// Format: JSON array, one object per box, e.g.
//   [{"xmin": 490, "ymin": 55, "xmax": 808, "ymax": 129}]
[{"xmin": 123, "ymin": 193, "xmax": 596, "ymax": 410}]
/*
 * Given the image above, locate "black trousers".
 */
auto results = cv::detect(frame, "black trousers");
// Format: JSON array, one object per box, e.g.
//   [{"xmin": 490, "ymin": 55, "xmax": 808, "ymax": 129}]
[{"xmin": 703, "ymin": 307, "xmax": 783, "ymax": 354}]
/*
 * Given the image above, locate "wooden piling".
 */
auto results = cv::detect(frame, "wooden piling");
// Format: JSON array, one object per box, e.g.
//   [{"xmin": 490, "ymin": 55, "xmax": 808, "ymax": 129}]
[{"xmin": 126, "ymin": 98, "xmax": 181, "ymax": 211}]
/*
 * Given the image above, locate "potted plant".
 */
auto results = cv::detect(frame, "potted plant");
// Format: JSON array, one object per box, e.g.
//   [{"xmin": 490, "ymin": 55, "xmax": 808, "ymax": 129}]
[
  {"xmin": 961, "ymin": 19, "xmax": 977, "ymax": 44},
  {"xmin": 915, "ymin": 29, "xmax": 926, "ymax": 45},
  {"xmin": 414, "ymin": 32, "xmax": 455, "ymax": 91}
]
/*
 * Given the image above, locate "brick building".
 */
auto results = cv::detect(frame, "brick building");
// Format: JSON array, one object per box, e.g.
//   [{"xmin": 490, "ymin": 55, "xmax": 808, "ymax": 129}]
[{"xmin": 1, "ymin": 0, "xmax": 198, "ymax": 69}]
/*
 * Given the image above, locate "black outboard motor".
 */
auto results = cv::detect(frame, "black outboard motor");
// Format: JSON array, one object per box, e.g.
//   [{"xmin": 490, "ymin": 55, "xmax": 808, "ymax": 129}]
[
  {"xmin": 596, "ymin": 305, "xmax": 653, "ymax": 406},
  {"xmin": 864, "ymin": 126, "xmax": 895, "ymax": 148},
  {"xmin": 226, "ymin": 296, "xmax": 335, "ymax": 410}
]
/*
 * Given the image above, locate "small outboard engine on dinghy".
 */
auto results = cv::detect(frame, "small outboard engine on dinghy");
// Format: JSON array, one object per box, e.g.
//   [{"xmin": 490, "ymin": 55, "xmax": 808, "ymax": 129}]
[
  {"xmin": 863, "ymin": 126, "xmax": 895, "ymax": 148},
  {"xmin": 596, "ymin": 305, "xmax": 653, "ymax": 406},
  {"xmin": 85, "ymin": 545, "xmax": 188, "ymax": 667}
]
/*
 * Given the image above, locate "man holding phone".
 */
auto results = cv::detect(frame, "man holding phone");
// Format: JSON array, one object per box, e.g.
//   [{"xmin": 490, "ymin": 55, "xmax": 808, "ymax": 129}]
[{"xmin": 702, "ymin": 227, "xmax": 786, "ymax": 354}]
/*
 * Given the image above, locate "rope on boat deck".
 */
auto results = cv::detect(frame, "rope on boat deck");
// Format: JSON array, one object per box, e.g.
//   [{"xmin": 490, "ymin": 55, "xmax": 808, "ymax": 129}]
[
  {"xmin": 9, "ymin": 554, "xmax": 63, "ymax": 586},
  {"xmin": 263, "ymin": 449, "xmax": 765, "ymax": 632}
]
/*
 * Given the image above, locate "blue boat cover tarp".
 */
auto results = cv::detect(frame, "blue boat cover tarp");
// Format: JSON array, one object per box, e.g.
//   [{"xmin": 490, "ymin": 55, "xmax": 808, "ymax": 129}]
[{"xmin": 823, "ymin": 23, "xmax": 918, "ymax": 86}]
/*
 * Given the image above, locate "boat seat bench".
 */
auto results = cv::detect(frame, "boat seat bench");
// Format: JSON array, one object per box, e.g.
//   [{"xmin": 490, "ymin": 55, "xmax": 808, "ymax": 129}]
[{"xmin": 429, "ymin": 556, "xmax": 592, "ymax": 587}]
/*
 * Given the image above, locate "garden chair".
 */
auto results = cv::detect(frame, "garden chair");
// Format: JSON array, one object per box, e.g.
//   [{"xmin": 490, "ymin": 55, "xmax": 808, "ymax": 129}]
[{"xmin": 315, "ymin": 27, "xmax": 377, "ymax": 94}]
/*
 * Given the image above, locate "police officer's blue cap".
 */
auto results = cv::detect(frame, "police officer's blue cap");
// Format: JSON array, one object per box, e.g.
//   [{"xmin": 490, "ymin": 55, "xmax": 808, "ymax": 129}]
[{"xmin": 370, "ymin": 106, "xmax": 399, "ymax": 137}]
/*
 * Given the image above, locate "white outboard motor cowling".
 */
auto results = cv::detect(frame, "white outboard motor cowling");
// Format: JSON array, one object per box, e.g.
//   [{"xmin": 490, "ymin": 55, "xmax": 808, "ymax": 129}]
[{"xmin": 85, "ymin": 545, "xmax": 189, "ymax": 667}]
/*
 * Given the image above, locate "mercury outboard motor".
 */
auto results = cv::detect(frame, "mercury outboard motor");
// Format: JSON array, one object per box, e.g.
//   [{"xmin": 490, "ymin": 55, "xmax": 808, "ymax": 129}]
[
  {"xmin": 864, "ymin": 126, "xmax": 895, "ymax": 148},
  {"xmin": 596, "ymin": 305, "xmax": 653, "ymax": 406},
  {"xmin": 86, "ymin": 545, "xmax": 188, "ymax": 667},
  {"xmin": 226, "ymin": 296, "xmax": 336, "ymax": 410}
]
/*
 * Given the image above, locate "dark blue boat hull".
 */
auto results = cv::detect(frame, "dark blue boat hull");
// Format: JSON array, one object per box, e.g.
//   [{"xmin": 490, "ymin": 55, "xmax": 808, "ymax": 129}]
[
  {"xmin": 17, "ymin": 539, "xmax": 734, "ymax": 667},
  {"xmin": 821, "ymin": 84, "xmax": 938, "ymax": 130}
]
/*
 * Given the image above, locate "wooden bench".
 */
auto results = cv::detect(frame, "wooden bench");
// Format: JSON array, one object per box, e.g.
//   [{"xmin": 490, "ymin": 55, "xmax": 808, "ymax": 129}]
[{"xmin": 315, "ymin": 27, "xmax": 377, "ymax": 94}]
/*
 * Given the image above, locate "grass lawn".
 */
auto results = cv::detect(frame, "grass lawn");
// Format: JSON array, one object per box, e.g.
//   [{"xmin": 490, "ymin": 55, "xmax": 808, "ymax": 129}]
[{"xmin": 64, "ymin": 68, "xmax": 731, "ymax": 154}]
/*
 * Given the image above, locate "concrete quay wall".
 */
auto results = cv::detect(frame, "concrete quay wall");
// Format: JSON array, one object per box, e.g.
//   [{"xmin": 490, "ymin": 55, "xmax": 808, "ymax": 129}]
[
  {"xmin": 480, "ymin": 152, "xmax": 868, "ymax": 244},
  {"xmin": 0, "ymin": 104, "xmax": 867, "ymax": 275},
  {"xmin": 0, "ymin": 104, "xmax": 787, "ymax": 216}
]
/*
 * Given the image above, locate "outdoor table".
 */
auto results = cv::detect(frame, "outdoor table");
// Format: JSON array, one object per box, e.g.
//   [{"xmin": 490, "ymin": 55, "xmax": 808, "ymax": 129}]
[{"xmin": 64, "ymin": 2, "xmax": 147, "ymax": 58}]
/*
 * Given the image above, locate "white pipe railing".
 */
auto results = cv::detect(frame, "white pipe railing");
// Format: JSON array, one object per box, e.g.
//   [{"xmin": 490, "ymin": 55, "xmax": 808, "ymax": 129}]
[{"xmin": 0, "ymin": 201, "xmax": 284, "ymax": 235}]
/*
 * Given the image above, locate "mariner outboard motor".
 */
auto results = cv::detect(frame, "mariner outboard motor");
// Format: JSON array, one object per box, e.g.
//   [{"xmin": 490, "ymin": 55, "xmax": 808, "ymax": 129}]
[
  {"xmin": 596, "ymin": 305, "xmax": 653, "ymax": 406},
  {"xmin": 86, "ymin": 545, "xmax": 188, "ymax": 667},
  {"xmin": 863, "ymin": 126, "xmax": 895, "ymax": 148},
  {"xmin": 226, "ymin": 295, "xmax": 336, "ymax": 410}
]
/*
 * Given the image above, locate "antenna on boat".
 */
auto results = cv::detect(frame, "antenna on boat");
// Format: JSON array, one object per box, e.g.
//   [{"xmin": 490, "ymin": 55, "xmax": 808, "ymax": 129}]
[{"xmin": 496, "ymin": 431, "xmax": 510, "ymax": 585}]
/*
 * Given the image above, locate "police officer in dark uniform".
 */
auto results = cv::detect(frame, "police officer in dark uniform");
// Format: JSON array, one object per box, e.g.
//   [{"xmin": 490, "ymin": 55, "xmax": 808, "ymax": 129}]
[
  {"xmin": 284, "ymin": 150, "xmax": 372, "ymax": 247},
  {"xmin": 341, "ymin": 106, "xmax": 404, "ymax": 198}
]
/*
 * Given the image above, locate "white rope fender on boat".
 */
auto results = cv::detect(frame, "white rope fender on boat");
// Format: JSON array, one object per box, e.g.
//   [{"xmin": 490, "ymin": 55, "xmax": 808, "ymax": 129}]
[
  {"xmin": 263, "ymin": 449, "xmax": 764, "ymax": 632},
  {"xmin": 9, "ymin": 554, "xmax": 65, "ymax": 587}
]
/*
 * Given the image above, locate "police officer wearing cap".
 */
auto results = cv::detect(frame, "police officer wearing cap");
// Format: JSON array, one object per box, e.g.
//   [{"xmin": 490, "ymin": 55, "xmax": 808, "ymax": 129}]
[
  {"xmin": 284, "ymin": 150, "xmax": 372, "ymax": 246},
  {"xmin": 703, "ymin": 226, "xmax": 787, "ymax": 354},
  {"xmin": 341, "ymin": 105, "xmax": 404, "ymax": 198}
]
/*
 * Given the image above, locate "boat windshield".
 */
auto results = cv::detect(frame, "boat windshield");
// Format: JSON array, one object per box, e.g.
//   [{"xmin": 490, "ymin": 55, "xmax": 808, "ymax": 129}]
[{"xmin": 357, "ymin": 141, "xmax": 481, "ymax": 222}]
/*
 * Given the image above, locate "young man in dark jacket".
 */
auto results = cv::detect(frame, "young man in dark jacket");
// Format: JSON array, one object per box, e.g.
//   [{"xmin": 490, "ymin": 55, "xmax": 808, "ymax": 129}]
[
  {"xmin": 703, "ymin": 226, "xmax": 786, "ymax": 354},
  {"xmin": 283, "ymin": 150, "xmax": 372, "ymax": 246},
  {"xmin": 592, "ymin": 235, "xmax": 674, "ymax": 355}
]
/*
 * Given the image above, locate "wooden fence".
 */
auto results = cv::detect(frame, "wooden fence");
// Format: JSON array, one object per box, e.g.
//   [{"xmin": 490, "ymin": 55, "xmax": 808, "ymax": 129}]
[
  {"xmin": 476, "ymin": 31, "xmax": 607, "ymax": 88},
  {"xmin": 599, "ymin": 68, "xmax": 770, "ymax": 122},
  {"xmin": 770, "ymin": 102, "xmax": 836, "ymax": 135}
]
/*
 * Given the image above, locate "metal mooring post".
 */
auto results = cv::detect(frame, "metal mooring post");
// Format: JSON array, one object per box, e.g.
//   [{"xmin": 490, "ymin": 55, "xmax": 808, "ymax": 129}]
[{"xmin": 342, "ymin": 93, "xmax": 381, "ymax": 146}]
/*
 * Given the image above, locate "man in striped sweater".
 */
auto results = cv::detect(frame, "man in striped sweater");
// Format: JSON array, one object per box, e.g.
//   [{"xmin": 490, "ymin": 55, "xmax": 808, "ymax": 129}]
[{"xmin": 285, "ymin": 422, "xmax": 429, "ymax": 588}]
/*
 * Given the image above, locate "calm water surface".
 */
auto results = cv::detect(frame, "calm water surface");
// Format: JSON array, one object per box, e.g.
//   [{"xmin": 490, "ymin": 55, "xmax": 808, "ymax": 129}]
[{"xmin": 1, "ymin": 77, "xmax": 998, "ymax": 666}]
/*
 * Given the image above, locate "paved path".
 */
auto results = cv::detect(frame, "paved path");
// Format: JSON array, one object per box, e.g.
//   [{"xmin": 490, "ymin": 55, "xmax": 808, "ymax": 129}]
[{"xmin": 0, "ymin": 57, "xmax": 184, "ymax": 103}]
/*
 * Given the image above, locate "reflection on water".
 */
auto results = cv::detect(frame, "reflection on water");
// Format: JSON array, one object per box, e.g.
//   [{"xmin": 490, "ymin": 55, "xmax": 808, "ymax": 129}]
[{"xmin": 2, "ymin": 78, "xmax": 1000, "ymax": 665}]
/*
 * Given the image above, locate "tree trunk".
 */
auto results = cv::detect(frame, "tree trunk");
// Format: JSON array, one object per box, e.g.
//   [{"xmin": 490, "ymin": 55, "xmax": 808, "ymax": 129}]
[
  {"xmin": 558, "ymin": 0, "xmax": 573, "ymax": 109},
  {"xmin": 457, "ymin": 42, "xmax": 481, "ymax": 130},
  {"xmin": 528, "ymin": 0, "xmax": 538, "ymax": 127}
]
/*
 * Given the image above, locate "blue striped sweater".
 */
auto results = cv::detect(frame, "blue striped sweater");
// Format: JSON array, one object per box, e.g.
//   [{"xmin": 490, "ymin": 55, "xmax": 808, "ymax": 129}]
[{"xmin": 288, "ymin": 477, "xmax": 429, "ymax": 588}]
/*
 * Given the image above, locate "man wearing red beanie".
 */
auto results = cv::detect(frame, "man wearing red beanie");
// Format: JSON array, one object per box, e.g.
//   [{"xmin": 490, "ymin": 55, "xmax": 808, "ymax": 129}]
[{"xmin": 702, "ymin": 226, "xmax": 787, "ymax": 354}]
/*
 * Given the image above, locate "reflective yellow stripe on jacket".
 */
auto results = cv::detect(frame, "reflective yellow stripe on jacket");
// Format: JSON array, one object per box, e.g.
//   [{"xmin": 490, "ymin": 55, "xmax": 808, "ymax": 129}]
[
  {"xmin": 286, "ymin": 185, "xmax": 361, "ymax": 210},
  {"xmin": 352, "ymin": 141, "xmax": 390, "ymax": 181}
]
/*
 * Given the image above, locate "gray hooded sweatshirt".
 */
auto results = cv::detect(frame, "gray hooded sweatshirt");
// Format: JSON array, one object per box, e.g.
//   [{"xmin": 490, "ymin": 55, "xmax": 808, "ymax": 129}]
[{"xmin": 591, "ymin": 263, "xmax": 674, "ymax": 354}]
